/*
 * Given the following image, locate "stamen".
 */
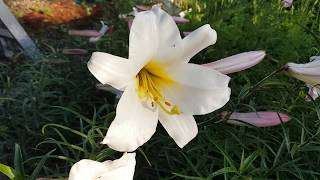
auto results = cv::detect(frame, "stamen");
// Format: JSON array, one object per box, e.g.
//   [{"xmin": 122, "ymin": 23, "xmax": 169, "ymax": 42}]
[{"xmin": 135, "ymin": 61, "xmax": 180, "ymax": 115}]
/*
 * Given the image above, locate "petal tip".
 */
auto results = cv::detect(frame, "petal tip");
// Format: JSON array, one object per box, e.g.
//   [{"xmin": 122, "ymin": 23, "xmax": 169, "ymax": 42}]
[{"xmin": 203, "ymin": 24, "xmax": 217, "ymax": 45}]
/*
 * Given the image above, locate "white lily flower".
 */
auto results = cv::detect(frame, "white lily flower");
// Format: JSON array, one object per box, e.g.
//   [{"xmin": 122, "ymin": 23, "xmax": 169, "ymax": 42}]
[
  {"xmin": 88, "ymin": 6, "xmax": 231, "ymax": 152},
  {"xmin": 285, "ymin": 56, "xmax": 320, "ymax": 100},
  {"xmin": 69, "ymin": 153, "xmax": 136, "ymax": 180}
]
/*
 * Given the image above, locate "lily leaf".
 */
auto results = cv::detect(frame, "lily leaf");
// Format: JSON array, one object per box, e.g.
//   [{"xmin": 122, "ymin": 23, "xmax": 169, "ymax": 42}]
[{"xmin": 0, "ymin": 163, "xmax": 15, "ymax": 179}]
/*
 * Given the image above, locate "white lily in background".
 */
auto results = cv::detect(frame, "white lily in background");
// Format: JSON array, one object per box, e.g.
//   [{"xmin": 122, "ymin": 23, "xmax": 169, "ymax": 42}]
[
  {"xmin": 202, "ymin": 51, "xmax": 266, "ymax": 74},
  {"xmin": 68, "ymin": 153, "xmax": 136, "ymax": 180},
  {"xmin": 284, "ymin": 56, "xmax": 320, "ymax": 100},
  {"xmin": 88, "ymin": 6, "xmax": 231, "ymax": 152}
]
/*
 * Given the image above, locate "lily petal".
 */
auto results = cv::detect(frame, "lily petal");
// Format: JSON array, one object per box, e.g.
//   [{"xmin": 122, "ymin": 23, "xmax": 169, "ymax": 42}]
[
  {"xmin": 181, "ymin": 24, "xmax": 217, "ymax": 63},
  {"xmin": 202, "ymin": 50, "xmax": 266, "ymax": 74},
  {"xmin": 102, "ymin": 84, "xmax": 159, "ymax": 152},
  {"xmin": 306, "ymin": 85, "xmax": 320, "ymax": 101},
  {"xmin": 285, "ymin": 57, "xmax": 320, "ymax": 87},
  {"xmin": 69, "ymin": 153, "xmax": 136, "ymax": 180},
  {"xmin": 163, "ymin": 63, "xmax": 231, "ymax": 115},
  {"xmin": 159, "ymin": 111, "xmax": 198, "ymax": 148},
  {"xmin": 225, "ymin": 112, "xmax": 290, "ymax": 127},
  {"xmin": 129, "ymin": 6, "xmax": 183, "ymax": 65},
  {"xmin": 87, "ymin": 52, "xmax": 138, "ymax": 90}
]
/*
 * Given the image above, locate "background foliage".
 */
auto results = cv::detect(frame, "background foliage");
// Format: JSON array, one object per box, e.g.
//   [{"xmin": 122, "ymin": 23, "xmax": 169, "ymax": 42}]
[{"xmin": 1, "ymin": 0, "xmax": 320, "ymax": 179}]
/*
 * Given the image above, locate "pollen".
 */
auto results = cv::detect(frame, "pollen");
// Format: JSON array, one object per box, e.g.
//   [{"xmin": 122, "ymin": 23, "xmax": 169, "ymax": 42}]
[{"xmin": 135, "ymin": 61, "xmax": 180, "ymax": 115}]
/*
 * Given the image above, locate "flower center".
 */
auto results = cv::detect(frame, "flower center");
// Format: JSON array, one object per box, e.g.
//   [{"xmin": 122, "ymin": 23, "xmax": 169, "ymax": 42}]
[{"xmin": 135, "ymin": 61, "xmax": 180, "ymax": 115}]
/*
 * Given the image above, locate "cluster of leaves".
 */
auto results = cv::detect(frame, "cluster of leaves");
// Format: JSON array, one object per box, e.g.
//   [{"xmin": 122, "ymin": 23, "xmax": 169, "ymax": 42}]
[{"xmin": 1, "ymin": 0, "xmax": 320, "ymax": 179}]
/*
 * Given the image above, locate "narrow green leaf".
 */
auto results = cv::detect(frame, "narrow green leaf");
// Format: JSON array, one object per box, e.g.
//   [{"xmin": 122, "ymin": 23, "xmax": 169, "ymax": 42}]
[
  {"xmin": 30, "ymin": 149, "xmax": 56, "ymax": 180},
  {"xmin": 239, "ymin": 151, "xmax": 259, "ymax": 174},
  {"xmin": 0, "ymin": 163, "xmax": 15, "ymax": 179},
  {"xmin": 207, "ymin": 167, "xmax": 238, "ymax": 178},
  {"xmin": 14, "ymin": 144, "xmax": 25, "ymax": 180}
]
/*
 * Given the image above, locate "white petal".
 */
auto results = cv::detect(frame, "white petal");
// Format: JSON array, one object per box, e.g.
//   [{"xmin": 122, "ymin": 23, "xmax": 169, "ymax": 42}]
[
  {"xmin": 102, "ymin": 84, "xmax": 159, "ymax": 152},
  {"xmin": 69, "ymin": 160, "xmax": 107, "ymax": 180},
  {"xmin": 163, "ymin": 63, "xmax": 231, "ymax": 115},
  {"xmin": 286, "ymin": 57, "xmax": 320, "ymax": 76},
  {"xmin": 203, "ymin": 50, "xmax": 266, "ymax": 74},
  {"xmin": 159, "ymin": 112, "xmax": 198, "ymax": 148},
  {"xmin": 69, "ymin": 153, "xmax": 136, "ymax": 180},
  {"xmin": 129, "ymin": 6, "xmax": 183, "ymax": 65},
  {"xmin": 101, "ymin": 153, "xmax": 136, "ymax": 180},
  {"xmin": 88, "ymin": 52, "xmax": 139, "ymax": 90},
  {"xmin": 287, "ymin": 62, "xmax": 320, "ymax": 76},
  {"xmin": 286, "ymin": 71, "xmax": 320, "ymax": 86},
  {"xmin": 181, "ymin": 24, "xmax": 217, "ymax": 62}
]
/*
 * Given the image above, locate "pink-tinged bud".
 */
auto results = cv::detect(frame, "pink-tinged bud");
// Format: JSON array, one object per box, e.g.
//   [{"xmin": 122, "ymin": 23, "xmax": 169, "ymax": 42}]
[
  {"xmin": 68, "ymin": 30, "xmax": 101, "ymax": 37},
  {"xmin": 63, "ymin": 49, "xmax": 88, "ymax": 55},
  {"xmin": 171, "ymin": 16, "xmax": 189, "ymax": 24},
  {"xmin": 89, "ymin": 21, "xmax": 109, "ymax": 43},
  {"xmin": 202, "ymin": 50, "xmax": 266, "ymax": 74},
  {"xmin": 283, "ymin": 0, "xmax": 293, "ymax": 8},
  {"xmin": 223, "ymin": 112, "xmax": 290, "ymax": 127},
  {"xmin": 284, "ymin": 56, "xmax": 320, "ymax": 100}
]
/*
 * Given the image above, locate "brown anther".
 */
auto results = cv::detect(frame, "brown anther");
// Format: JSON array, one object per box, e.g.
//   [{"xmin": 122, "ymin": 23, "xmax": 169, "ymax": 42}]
[
  {"xmin": 153, "ymin": 97, "xmax": 159, "ymax": 102},
  {"xmin": 165, "ymin": 101, "xmax": 171, "ymax": 106}
]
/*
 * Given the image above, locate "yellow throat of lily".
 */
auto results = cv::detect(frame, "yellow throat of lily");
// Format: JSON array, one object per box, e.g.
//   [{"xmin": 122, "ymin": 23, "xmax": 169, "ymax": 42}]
[{"xmin": 135, "ymin": 61, "xmax": 181, "ymax": 115}]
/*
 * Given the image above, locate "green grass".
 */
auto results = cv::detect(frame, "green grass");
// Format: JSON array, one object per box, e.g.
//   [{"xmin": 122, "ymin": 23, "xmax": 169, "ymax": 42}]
[{"xmin": 1, "ymin": 0, "xmax": 320, "ymax": 179}]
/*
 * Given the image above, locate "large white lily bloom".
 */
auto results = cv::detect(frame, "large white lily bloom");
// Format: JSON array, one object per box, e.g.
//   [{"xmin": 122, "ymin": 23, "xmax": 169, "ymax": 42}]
[
  {"xmin": 88, "ymin": 6, "xmax": 231, "ymax": 152},
  {"xmin": 68, "ymin": 153, "xmax": 136, "ymax": 180},
  {"xmin": 285, "ymin": 56, "xmax": 320, "ymax": 100}
]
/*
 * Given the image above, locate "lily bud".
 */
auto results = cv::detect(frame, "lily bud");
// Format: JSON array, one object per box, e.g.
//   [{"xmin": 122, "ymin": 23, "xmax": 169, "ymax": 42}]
[
  {"xmin": 202, "ymin": 51, "xmax": 266, "ymax": 74},
  {"xmin": 68, "ymin": 30, "xmax": 101, "ymax": 37},
  {"xmin": 223, "ymin": 111, "xmax": 290, "ymax": 127},
  {"xmin": 63, "ymin": 49, "xmax": 88, "ymax": 55}
]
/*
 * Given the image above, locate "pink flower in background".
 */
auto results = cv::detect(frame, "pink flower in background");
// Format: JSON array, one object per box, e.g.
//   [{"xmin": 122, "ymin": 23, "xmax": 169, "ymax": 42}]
[
  {"xmin": 68, "ymin": 30, "xmax": 101, "ymax": 37},
  {"xmin": 223, "ymin": 111, "xmax": 290, "ymax": 127},
  {"xmin": 63, "ymin": 49, "xmax": 88, "ymax": 55},
  {"xmin": 283, "ymin": 0, "xmax": 293, "ymax": 8},
  {"xmin": 203, "ymin": 51, "xmax": 266, "ymax": 74},
  {"xmin": 122, "ymin": 4, "xmax": 189, "ymax": 30}
]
